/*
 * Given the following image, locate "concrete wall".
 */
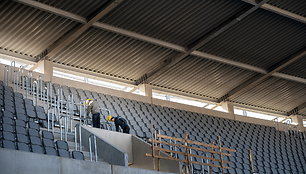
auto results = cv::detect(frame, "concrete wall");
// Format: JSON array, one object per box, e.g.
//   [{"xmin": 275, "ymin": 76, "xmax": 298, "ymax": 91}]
[
  {"xmin": 0, "ymin": 148, "xmax": 177, "ymax": 174},
  {"xmin": 112, "ymin": 165, "xmax": 176, "ymax": 174},
  {"xmin": 80, "ymin": 126, "xmax": 181, "ymax": 173},
  {"xmin": 0, "ymin": 148, "xmax": 111, "ymax": 174},
  {"xmin": 81, "ymin": 126, "xmax": 128, "ymax": 166},
  {"xmin": 83, "ymin": 126, "xmax": 133, "ymax": 163},
  {"xmin": 131, "ymin": 136, "xmax": 181, "ymax": 174}
]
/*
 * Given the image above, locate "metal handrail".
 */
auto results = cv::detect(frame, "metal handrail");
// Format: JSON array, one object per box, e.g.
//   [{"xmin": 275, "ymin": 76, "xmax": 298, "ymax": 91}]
[
  {"xmin": 32, "ymin": 81, "xmax": 38, "ymax": 106},
  {"xmin": 89, "ymin": 134, "xmax": 98, "ymax": 162},
  {"xmin": 74, "ymin": 123, "xmax": 82, "ymax": 151}
]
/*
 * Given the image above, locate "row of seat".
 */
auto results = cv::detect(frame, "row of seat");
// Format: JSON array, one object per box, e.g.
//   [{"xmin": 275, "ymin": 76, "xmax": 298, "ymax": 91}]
[
  {"xmin": 9, "ymin": 80, "xmax": 306, "ymax": 173},
  {"xmin": 0, "ymin": 83, "xmax": 85, "ymax": 161}
]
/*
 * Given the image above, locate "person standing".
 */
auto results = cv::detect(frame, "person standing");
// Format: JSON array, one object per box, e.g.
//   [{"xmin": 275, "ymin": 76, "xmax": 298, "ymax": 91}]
[
  {"xmin": 86, "ymin": 99, "xmax": 100, "ymax": 128},
  {"xmin": 107, "ymin": 115, "xmax": 130, "ymax": 134}
]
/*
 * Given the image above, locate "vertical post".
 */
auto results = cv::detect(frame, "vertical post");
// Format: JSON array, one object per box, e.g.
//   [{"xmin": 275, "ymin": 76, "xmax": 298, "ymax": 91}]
[
  {"xmin": 94, "ymin": 135, "xmax": 98, "ymax": 162},
  {"xmin": 157, "ymin": 129, "xmax": 161, "ymax": 171},
  {"xmin": 210, "ymin": 141, "xmax": 214, "ymax": 174},
  {"xmin": 250, "ymin": 150, "xmax": 254, "ymax": 174},
  {"xmin": 79, "ymin": 123, "xmax": 82, "ymax": 151},
  {"xmin": 218, "ymin": 136, "xmax": 224, "ymax": 174},
  {"xmin": 10, "ymin": 61, "xmax": 15, "ymax": 86},
  {"xmin": 89, "ymin": 136, "xmax": 92, "ymax": 161},
  {"xmin": 47, "ymin": 109, "xmax": 50, "ymax": 131},
  {"xmin": 184, "ymin": 133, "xmax": 191, "ymax": 174},
  {"xmin": 74, "ymin": 125, "xmax": 78, "ymax": 151},
  {"xmin": 151, "ymin": 126, "xmax": 156, "ymax": 170}
]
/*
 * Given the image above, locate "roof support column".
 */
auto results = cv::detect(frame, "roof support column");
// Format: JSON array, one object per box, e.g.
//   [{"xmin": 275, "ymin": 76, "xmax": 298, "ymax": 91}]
[
  {"xmin": 291, "ymin": 115, "xmax": 304, "ymax": 132},
  {"xmin": 139, "ymin": 84, "xmax": 152, "ymax": 98},
  {"xmin": 221, "ymin": 102, "xmax": 235, "ymax": 119},
  {"xmin": 31, "ymin": 60, "xmax": 53, "ymax": 82}
]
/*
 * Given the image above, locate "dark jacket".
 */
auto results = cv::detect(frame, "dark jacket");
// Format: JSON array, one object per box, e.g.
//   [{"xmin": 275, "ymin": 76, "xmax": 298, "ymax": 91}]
[{"xmin": 114, "ymin": 117, "xmax": 129, "ymax": 132}]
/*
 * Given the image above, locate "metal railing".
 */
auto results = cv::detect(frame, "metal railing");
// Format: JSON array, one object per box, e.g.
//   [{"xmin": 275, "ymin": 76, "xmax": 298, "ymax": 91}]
[{"xmin": 89, "ymin": 134, "xmax": 98, "ymax": 162}]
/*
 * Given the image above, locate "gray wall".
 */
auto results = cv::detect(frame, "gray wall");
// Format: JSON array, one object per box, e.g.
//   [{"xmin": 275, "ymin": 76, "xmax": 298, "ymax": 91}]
[
  {"xmin": 131, "ymin": 136, "xmax": 181, "ymax": 174},
  {"xmin": 80, "ymin": 126, "xmax": 181, "ymax": 173},
  {"xmin": 0, "ymin": 148, "xmax": 111, "ymax": 174},
  {"xmin": 0, "ymin": 148, "xmax": 178, "ymax": 174},
  {"xmin": 112, "ymin": 165, "xmax": 176, "ymax": 174},
  {"xmin": 83, "ymin": 127, "xmax": 133, "ymax": 163},
  {"xmin": 81, "ymin": 126, "xmax": 128, "ymax": 166}
]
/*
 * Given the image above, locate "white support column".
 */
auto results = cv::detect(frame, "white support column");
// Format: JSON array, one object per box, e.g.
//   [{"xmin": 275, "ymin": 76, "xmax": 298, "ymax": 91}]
[
  {"xmin": 139, "ymin": 84, "xmax": 152, "ymax": 98},
  {"xmin": 221, "ymin": 102, "xmax": 235, "ymax": 119},
  {"xmin": 291, "ymin": 115, "xmax": 304, "ymax": 132},
  {"xmin": 31, "ymin": 60, "xmax": 53, "ymax": 82}
]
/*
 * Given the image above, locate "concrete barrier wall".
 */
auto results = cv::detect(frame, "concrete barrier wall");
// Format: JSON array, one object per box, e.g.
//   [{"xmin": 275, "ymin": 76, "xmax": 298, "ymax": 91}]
[
  {"xmin": 0, "ymin": 148, "xmax": 112, "ymax": 174},
  {"xmin": 131, "ymin": 136, "xmax": 181, "ymax": 174},
  {"xmin": 81, "ymin": 126, "xmax": 128, "ymax": 166},
  {"xmin": 82, "ymin": 126, "xmax": 133, "ymax": 163},
  {"xmin": 112, "ymin": 165, "xmax": 176, "ymax": 174},
  {"xmin": 81, "ymin": 126, "xmax": 181, "ymax": 173},
  {"xmin": 0, "ymin": 148, "xmax": 178, "ymax": 174}
]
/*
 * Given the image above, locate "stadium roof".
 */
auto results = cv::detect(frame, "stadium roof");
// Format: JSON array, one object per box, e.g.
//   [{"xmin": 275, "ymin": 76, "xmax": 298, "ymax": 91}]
[{"xmin": 0, "ymin": 0, "xmax": 305, "ymax": 116}]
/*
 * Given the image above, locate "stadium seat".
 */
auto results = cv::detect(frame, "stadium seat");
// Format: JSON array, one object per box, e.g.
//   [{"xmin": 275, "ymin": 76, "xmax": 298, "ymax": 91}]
[
  {"xmin": 56, "ymin": 140, "xmax": 69, "ymax": 150},
  {"xmin": 31, "ymin": 145, "xmax": 44, "ymax": 154},
  {"xmin": 72, "ymin": 151, "xmax": 85, "ymax": 160},
  {"xmin": 16, "ymin": 134, "xmax": 29, "ymax": 144},
  {"xmin": 17, "ymin": 142, "xmax": 31, "ymax": 152},
  {"xmin": 43, "ymin": 138, "xmax": 55, "ymax": 148},
  {"xmin": 42, "ymin": 130, "xmax": 54, "ymax": 140},
  {"xmin": 45, "ymin": 147, "xmax": 58, "ymax": 156},
  {"xmin": 2, "ymin": 140, "xmax": 16, "ymax": 150},
  {"xmin": 58, "ymin": 149, "xmax": 70, "ymax": 158},
  {"xmin": 30, "ymin": 136, "xmax": 42, "ymax": 146}
]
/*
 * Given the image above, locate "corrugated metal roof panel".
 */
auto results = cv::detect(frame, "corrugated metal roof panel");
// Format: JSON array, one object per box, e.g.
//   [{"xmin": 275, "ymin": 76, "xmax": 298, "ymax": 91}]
[
  {"xmin": 232, "ymin": 77, "xmax": 306, "ymax": 112},
  {"xmin": 35, "ymin": 0, "xmax": 109, "ymax": 18},
  {"xmin": 51, "ymin": 27, "xmax": 177, "ymax": 81},
  {"xmin": 0, "ymin": 0, "xmax": 77, "ymax": 57},
  {"xmin": 100, "ymin": 0, "xmax": 250, "ymax": 47},
  {"xmin": 268, "ymin": 0, "xmax": 306, "ymax": 17},
  {"xmin": 280, "ymin": 55, "xmax": 306, "ymax": 79},
  {"xmin": 199, "ymin": 9, "xmax": 306, "ymax": 70},
  {"xmin": 150, "ymin": 56, "xmax": 258, "ymax": 99}
]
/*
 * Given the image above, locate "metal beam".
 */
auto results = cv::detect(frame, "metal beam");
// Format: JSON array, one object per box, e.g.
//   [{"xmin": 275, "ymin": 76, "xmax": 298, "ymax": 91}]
[
  {"xmin": 135, "ymin": 1, "xmax": 268, "ymax": 85},
  {"xmin": 219, "ymin": 49, "xmax": 306, "ymax": 102},
  {"xmin": 32, "ymin": 0, "xmax": 124, "ymax": 61},
  {"xmin": 287, "ymin": 102, "xmax": 306, "ymax": 116},
  {"xmin": 12, "ymin": 0, "xmax": 306, "ymax": 85},
  {"xmin": 241, "ymin": 0, "xmax": 306, "ymax": 23},
  {"xmin": 15, "ymin": 0, "xmax": 87, "ymax": 23}
]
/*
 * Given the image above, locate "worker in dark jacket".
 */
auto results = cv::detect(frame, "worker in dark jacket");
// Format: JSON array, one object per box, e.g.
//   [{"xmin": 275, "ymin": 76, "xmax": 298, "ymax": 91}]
[
  {"xmin": 86, "ymin": 99, "xmax": 100, "ymax": 128},
  {"xmin": 107, "ymin": 115, "xmax": 130, "ymax": 134}
]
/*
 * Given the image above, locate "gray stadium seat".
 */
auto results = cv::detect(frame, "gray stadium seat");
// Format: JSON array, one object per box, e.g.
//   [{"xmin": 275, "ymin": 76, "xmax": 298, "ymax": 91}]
[
  {"xmin": 30, "ymin": 136, "xmax": 42, "ymax": 146},
  {"xmin": 42, "ymin": 130, "xmax": 54, "ymax": 140},
  {"xmin": 17, "ymin": 142, "xmax": 31, "ymax": 152},
  {"xmin": 31, "ymin": 145, "xmax": 44, "ymax": 154},
  {"xmin": 16, "ymin": 134, "xmax": 29, "ymax": 144},
  {"xmin": 2, "ymin": 140, "xmax": 16, "ymax": 150},
  {"xmin": 58, "ymin": 149, "xmax": 70, "ymax": 158},
  {"xmin": 45, "ymin": 147, "xmax": 58, "ymax": 156},
  {"xmin": 56, "ymin": 140, "xmax": 69, "ymax": 150},
  {"xmin": 28, "ymin": 128, "xmax": 39, "ymax": 137},
  {"xmin": 72, "ymin": 151, "xmax": 85, "ymax": 160},
  {"xmin": 43, "ymin": 138, "xmax": 55, "ymax": 148}
]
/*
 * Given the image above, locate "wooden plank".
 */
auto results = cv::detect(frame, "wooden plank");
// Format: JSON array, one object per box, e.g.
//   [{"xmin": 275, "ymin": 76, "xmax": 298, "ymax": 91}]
[
  {"xmin": 146, "ymin": 153, "xmax": 187, "ymax": 163},
  {"xmin": 157, "ymin": 134, "xmax": 236, "ymax": 152},
  {"xmin": 189, "ymin": 153, "xmax": 231, "ymax": 164},
  {"xmin": 191, "ymin": 160, "xmax": 230, "ymax": 169},
  {"xmin": 155, "ymin": 147, "xmax": 186, "ymax": 155},
  {"xmin": 149, "ymin": 139, "xmax": 232, "ymax": 156}
]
